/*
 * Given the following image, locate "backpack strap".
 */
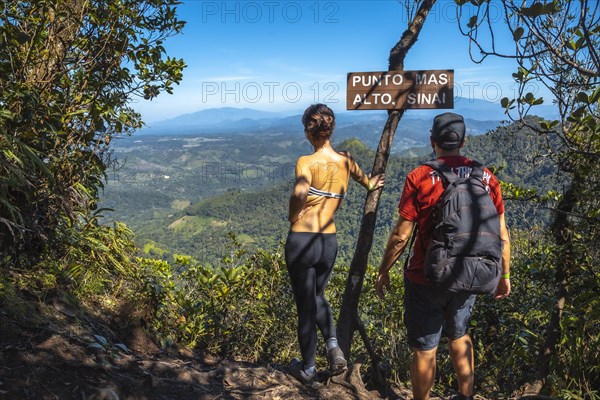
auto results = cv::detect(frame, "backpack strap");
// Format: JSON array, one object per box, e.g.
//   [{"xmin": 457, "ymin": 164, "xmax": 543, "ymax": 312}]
[
  {"xmin": 423, "ymin": 160, "xmax": 457, "ymax": 185},
  {"xmin": 402, "ymin": 226, "xmax": 418, "ymax": 271},
  {"xmin": 469, "ymin": 160, "xmax": 485, "ymax": 180},
  {"xmin": 424, "ymin": 159, "xmax": 486, "ymax": 183}
]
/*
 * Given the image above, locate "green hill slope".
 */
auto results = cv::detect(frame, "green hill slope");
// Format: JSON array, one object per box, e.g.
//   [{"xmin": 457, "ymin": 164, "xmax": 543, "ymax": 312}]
[{"xmin": 130, "ymin": 118, "xmax": 558, "ymax": 266}]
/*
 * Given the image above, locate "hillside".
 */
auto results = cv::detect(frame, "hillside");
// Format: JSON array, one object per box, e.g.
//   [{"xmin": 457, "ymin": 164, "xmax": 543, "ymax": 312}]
[
  {"xmin": 99, "ymin": 107, "xmax": 513, "ymax": 253},
  {"xmin": 116, "ymin": 118, "xmax": 558, "ymax": 266},
  {"xmin": 3, "ymin": 0, "xmax": 598, "ymax": 398}
]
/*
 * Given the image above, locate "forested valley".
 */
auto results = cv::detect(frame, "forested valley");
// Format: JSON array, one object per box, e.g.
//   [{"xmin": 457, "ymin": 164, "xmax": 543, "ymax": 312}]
[{"xmin": 101, "ymin": 119, "xmax": 558, "ymax": 269}]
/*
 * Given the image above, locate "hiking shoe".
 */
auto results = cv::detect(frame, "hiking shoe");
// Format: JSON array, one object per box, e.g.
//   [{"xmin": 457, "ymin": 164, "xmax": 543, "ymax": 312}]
[
  {"xmin": 327, "ymin": 346, "xmax": 347, "ymax": 375},
  {"xmin": 289, "ymin": 359, "xmax": 320, "ymax": 389}
]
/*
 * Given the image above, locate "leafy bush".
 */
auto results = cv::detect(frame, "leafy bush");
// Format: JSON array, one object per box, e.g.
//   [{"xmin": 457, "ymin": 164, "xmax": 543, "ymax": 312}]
[
  {"xmin": 133, "ymin": 240, "xmax": 297, "ymax": 363},
  {"xmin": 59, "ymin": 219, "xmax": 137, "ymax": 296},
  {"xmin": 0, "ymin": 0, "xmax": 185, "ymax": 261}
]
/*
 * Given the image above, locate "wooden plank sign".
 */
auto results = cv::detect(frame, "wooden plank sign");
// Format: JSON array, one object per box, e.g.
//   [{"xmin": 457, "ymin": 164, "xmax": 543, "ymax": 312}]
[{"xmin": 347, "ymin": 70, "xmax": 454, "ymax": 110}]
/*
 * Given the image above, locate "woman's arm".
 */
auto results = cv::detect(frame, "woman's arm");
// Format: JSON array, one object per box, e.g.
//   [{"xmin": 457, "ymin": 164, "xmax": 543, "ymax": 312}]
[
  {"xmin": 344, "ymin": 151, "xmax": 385, "ymax": 191},
  {"xmin": 288, "ymin": 159, "xmax": 311, "ymax": 223}
]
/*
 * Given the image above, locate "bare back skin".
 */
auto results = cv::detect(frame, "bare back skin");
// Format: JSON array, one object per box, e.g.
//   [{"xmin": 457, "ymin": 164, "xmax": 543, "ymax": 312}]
[{"xmin": 288, "ymin": 142, "xmax": 380, "ymax": 234}]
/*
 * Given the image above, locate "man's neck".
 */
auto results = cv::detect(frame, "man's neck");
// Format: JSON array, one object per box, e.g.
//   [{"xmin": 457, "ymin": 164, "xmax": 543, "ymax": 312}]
[{"xmin": 435, "ymin": 149, "xmax": 461, "ymax": 158}]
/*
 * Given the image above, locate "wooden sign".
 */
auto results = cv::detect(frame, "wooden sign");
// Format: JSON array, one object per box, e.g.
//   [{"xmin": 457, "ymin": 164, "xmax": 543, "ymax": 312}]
[{"xmin": 347, "ymin": 70, "xmax": 454, "ymax": 110}]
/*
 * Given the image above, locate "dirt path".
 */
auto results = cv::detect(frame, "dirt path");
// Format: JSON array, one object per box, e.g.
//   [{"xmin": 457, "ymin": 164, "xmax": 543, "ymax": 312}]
[{"xmin": 1, "ymin": 296, "xmax": 422, "ymax": 400}]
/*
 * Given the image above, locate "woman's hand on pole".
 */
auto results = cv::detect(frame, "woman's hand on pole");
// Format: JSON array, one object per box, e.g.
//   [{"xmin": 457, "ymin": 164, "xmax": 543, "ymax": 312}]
[{"xmin": 368, "ymin": 173, "xmax": 385, "ymax": 191}]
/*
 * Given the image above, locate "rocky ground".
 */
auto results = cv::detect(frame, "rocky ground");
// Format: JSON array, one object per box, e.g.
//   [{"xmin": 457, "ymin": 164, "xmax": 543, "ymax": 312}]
[
  {"xmin": 0, "ymin": 292, "xmax": 427, "ymax": 400},
  {"xmin": 1, "ymin": 292, "xmax": 551, "ymax": 400}
]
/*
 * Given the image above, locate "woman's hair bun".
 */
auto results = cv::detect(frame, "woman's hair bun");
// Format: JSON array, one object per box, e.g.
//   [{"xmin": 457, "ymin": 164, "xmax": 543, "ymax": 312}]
[{"xmin": 302, "ymin": 104, "xmax": 335, "ymax": 140}]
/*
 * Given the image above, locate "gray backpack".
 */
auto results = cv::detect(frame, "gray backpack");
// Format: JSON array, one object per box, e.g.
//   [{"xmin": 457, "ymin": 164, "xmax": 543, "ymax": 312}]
[{"xmin": 423, "ymin": 160, "xmax": 502, "ymax": 294}]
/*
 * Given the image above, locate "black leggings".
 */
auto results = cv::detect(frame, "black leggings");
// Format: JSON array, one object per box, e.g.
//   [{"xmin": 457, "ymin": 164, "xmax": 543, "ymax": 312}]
[{"xmin": 285, "ymin": 232, "xmax": 338, "ymax": 368}]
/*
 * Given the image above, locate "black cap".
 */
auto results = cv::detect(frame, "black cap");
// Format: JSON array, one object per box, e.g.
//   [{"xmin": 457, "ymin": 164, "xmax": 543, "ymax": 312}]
[{"xmin": 431, "ymin": 112, "xmax": 465, "ymax": 150}]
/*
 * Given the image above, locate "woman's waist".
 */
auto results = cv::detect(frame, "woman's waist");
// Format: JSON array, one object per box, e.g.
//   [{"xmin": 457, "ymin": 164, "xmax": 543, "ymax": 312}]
[{"xmin": 289, "ymin": 216, "xmax": 337, "ymax": 233}]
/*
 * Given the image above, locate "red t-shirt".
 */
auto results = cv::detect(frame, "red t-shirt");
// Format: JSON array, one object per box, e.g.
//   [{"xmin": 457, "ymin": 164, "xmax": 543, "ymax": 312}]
[{"xmin": 398, "ymin": 155, "xmax": 505, "ymax": 285}]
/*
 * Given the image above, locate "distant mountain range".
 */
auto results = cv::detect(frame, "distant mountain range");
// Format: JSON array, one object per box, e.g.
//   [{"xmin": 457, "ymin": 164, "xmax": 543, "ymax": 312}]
[
  {"xmin": 107, "ymin": 121, "xmax": 557, "ymax": 266},
  {"xmin": 138, "ymin": 97, "xmax": 559, "ymax": 152}
]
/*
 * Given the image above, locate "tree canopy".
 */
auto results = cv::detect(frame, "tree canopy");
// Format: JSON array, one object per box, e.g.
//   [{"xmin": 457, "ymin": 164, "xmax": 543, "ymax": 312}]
[
  {"xmin": 0, "ymin": 0, "xmax": 185, "ymax": 259},
  {"xmin": 455, "ymin": 0, "xmax": 599, "ymax": 394}
]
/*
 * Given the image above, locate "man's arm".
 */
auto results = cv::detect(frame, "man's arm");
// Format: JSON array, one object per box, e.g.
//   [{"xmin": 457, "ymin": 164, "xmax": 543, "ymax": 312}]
[
  {"xmin": 376, "ymin": 215, "xmax": 416, "ymax": 300},
  {"xmin": 494, "ymin": 213, "xmax": 511, "ymax": 299}
]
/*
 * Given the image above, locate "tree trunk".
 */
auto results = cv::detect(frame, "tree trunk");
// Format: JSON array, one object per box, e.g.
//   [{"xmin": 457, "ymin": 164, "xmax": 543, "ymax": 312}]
[
  {"xmin": 541, "ymin": 180, "xmax": 578, "ymax": 377},
  {"xmin": 27, "ymin": 1, "xmax": 87, "ymax": 86},
  {"xmin": 520, "ymin": 178, "xmax": 578, "ymax": 395},
  {"xmin": 336, "ymin": 0, "xmax": 437, "ymax": 364}
]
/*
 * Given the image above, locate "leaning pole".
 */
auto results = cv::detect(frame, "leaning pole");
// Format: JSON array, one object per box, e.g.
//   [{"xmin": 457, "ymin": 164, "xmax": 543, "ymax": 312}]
[{"xmin": 336, "ymin": 0, "xmax": 438, "ymax": 380}]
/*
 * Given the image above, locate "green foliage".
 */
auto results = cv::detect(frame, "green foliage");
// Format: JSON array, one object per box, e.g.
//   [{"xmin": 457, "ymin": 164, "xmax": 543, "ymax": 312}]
[
  {"xmin": 328, "ymin": 262, "xmax": 411, "ymax": 383},
  {"xmin": 551, "ymin": 236, "xmax": 600, "ymax": 399},
  {"xmin": 455, "ymin": 0, "xmax": 600, "ymax": 394},
  {"xmin": 0, "ymin": 0, "xmax": 185, "ymax": 260},
  {"xmin": 132, "ymin": 239, "xmax": 297, "ymax": 363},
  {"xmin": 142, "ymin": 241, "xmax": 169, "ymax": 258},
  {"xmin": 462, "ymin": 230, "xmax": 556, "ymax": 395},
  {"xmin": 120, "ymin": 123, "xmax": 561, "ymax": 267},
  {"xmin": 58, "ymin": 219, "xmax": 137, "ymax": 295},
  {"xmin": 7, "ymin": 218, "xmax": 139, "ymax": 298},
  {"xmin": 349, "ymin": 226, "xmax": 598, "ymax": 398},
  {"xmin": 94, "ymin": 123, "xmax": 597, "ymax": 396},
  {"xmin": 464, "ymin": 228, "xmax": 599, "ymax": 399},
  {"xmin": 0, "ymin": 1, "xmax": 594, "ymax": 397}
]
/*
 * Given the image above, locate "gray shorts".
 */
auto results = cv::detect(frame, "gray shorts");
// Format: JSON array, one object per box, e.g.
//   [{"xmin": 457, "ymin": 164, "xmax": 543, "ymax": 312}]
[{"xmin": 403, "ymin": 278, "xmax": 477, "ymax": 350}]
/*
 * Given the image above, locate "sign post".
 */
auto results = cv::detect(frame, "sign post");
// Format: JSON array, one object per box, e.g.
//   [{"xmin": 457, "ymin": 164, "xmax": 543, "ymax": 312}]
[{"xmin": 347, "ymin": 70, "xmax": 454, "ymax": 110}]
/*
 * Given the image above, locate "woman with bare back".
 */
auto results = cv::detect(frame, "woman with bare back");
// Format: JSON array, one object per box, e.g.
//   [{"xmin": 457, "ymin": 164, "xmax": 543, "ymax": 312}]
[{"xmin": 286, "ymin": 103, "xmax": 384, "ymax": 387}]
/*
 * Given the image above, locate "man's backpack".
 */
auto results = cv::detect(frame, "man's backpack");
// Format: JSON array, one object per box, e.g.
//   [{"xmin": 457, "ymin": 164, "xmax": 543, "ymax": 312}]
[{"xmin": 423, "ymin": 160, "xmax": 502, "ymax": 294}]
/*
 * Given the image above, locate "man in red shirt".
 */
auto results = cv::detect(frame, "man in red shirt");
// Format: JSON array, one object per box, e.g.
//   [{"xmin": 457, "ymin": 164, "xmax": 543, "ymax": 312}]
[{"xmin": 376, "ymin": 112, "xmax": 511, "ymax": 400}]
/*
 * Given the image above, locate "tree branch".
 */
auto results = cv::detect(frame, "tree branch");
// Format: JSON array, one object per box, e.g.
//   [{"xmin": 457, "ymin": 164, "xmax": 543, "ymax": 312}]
[
  {"xmin": 389, "ymin": 0, "xmax": 436, "ymax": 71},
  {"xmin": 337, "ymin": 0, "xmax": 436, "ymax": 376}
]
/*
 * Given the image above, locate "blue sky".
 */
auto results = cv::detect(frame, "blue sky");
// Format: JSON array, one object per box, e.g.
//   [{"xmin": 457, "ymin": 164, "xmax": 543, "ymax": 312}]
[{"xmin": 137, "ymin": 0, "xmax": 546, "ymax": 123}]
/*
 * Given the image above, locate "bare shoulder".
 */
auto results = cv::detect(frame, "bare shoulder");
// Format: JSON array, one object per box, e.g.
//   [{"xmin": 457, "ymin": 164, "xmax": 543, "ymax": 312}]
[
  {"xmin": 335, "ymin": 151, "xmax": 354, "ymax": 167},
  {"xmin": 295, "ymin": 155, "xmax": 315, "ymax": 178},
  {"xmin": 296, "ymin": 155, "xmax": 312, "ymax": 166}
]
